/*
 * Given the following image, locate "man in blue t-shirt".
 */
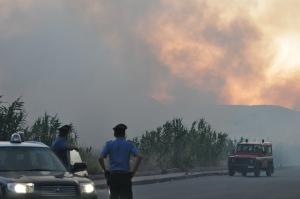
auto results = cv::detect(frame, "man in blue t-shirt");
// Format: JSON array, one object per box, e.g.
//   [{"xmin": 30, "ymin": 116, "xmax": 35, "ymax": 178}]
[
  {"xmin": 51, "ymin": 125, "xmax": 78, "ymax": 169},
  {"xmin": 99, "ymin": 124, "xmax": 142, "ymax": 199}
]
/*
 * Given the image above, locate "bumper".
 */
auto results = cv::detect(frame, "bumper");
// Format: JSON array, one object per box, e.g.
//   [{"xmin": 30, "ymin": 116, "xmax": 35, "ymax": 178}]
[
  {"xmin": 229, "ymin": 164, "xmax": 255, "ymax": 172},
  {"xmin": 4, "ymin": 192, "xmax": 98, "ymax": 199}
]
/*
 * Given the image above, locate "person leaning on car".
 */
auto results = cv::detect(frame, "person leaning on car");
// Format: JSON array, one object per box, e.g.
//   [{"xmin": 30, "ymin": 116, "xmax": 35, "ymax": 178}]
[
  {"xmin": 99, "ymin": 123, "xmax": 143, "ymax": 199},
  {"xmin": 51, "ymin": 124, "xmax": 78, "ymax": 168}
]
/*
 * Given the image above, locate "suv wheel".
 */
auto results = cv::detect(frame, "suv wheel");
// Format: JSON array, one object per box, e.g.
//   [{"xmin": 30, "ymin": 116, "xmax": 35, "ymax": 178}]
[{"xmin": 254, "ymin": 164, "xmax": 261, "ymax": 177}]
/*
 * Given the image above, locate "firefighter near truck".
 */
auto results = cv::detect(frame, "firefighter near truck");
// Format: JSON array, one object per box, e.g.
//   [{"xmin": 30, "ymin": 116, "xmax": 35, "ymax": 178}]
[{"xmin": 228, "ymin": 140, "xmax": 274, "ymax": 177}]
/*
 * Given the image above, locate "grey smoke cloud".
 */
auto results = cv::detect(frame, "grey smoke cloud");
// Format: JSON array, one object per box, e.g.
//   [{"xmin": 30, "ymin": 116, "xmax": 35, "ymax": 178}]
[
  {"xmin": 1, "ymin": 0, "xmax": 300, "ymax": 158},
  {"xmin": 0, "ymin": 0, "xmax": 182, "ymax": 147}
]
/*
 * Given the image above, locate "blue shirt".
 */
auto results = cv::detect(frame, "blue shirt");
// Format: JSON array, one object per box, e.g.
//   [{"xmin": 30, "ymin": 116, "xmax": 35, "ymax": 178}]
[
  {"xmin": 51, "ymin": 136, "xmax": 68, "ymax": 168},
  {"xmin": 101, "ymin": 138, "xmax": 139, "ymax": 172}
]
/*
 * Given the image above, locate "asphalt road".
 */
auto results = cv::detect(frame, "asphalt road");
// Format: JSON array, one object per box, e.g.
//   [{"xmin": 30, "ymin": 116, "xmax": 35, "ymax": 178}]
[{"xmin": 97, "ymin": 167, "xmax": 300, "ymax": 199}]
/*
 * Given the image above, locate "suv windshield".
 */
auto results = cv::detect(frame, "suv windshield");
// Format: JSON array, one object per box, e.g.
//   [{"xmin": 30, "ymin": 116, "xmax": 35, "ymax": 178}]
[
  {"xmin": 0, "ymin": 147, "xmax": 66, "ymax": 172},
  {"xmin": 236, "ymin": 144, "xmax": 263, "ymax": 153}
]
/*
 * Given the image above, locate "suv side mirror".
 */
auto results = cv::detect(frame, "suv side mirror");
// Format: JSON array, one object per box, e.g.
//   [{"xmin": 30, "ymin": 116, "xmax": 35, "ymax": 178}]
[{"xmin": 71, "ymin": 162, "xmax": 87, "ymax": 173}]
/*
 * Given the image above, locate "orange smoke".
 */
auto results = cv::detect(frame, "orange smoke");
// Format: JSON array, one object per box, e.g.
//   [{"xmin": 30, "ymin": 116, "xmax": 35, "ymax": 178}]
[
  {"xmin": 139, "ymin": 0, "xmax": 300, "ymax": 108},
  {"xmin": 151, "ymin": 79, "xmax": 174, "ymax": 104},
  {"xmin": 0, "ymin": 0, "xmax": 33, "ymax": 38}
]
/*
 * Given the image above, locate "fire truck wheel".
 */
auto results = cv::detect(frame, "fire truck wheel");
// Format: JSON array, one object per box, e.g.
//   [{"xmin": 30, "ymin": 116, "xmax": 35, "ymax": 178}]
[
  {"xmin": 254, "ymin": 164, "xmax": 261, "ymax": 177},
  {"xmin": 242, "ymin": 171, "xmax": 247, "ymax": 177},
  {"xmin": 229, "ymin": 169, "xmax": 235, "ymax": 176},
  {"xmin": 266, "ymin": 165, "xmax": 272, "ymax": 177}
]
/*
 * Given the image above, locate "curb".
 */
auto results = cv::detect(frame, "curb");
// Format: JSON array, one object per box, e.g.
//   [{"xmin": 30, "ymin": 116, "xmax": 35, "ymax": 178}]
[{"xmin": 95, "ymin": 170, "xmax": 228, "ymax": 189}]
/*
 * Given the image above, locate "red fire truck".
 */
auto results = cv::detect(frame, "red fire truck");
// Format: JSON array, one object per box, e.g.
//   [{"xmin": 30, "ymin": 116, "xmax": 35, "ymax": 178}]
[{"xmin": 228, "ymin": 140, "xmax": 274, "ymax": 177}]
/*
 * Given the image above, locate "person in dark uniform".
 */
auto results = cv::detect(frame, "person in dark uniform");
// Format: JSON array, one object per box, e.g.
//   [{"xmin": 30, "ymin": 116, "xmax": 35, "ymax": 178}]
[
  {"xmin": 99, "ymin": 124, "xmax": 142, "ymax": 199},
  {"xmin": 51, "ymin": 125, "xmax": 78, "ymax": 168}
]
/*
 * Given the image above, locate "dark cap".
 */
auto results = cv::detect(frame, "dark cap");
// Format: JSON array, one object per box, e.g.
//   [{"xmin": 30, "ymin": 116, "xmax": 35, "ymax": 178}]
[
  {"xmin": 58, "ymin": 125, "xmax": 72, "ymax": 133},
  {"xmin": 113, "ymin": 123, "xmax": 127, "ymax": 131}
]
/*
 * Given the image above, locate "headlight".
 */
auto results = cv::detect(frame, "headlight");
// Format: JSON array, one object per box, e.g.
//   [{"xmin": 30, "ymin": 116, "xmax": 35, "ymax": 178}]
[
  {"xmin": 7, "ymin": 183, "xmax": 34, "ymax": 194},
  {"xmin": 80, "ymin": 183, "xmax": 95, "ymax": 194}
]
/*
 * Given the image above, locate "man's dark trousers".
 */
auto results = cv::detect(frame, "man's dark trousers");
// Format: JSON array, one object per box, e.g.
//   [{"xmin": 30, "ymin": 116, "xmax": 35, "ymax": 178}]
[{"xmin": 108, "ymin": 172, "xmax": 133, "ymax": 199}]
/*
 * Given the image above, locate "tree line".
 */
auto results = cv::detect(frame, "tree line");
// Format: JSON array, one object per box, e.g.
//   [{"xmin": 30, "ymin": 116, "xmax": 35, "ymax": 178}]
[
  {"xmin": 1, "ymin": 96, "xmax": 235, "ymax": 173},
  {"xmin": 133, "ymin": 118, "xmax": 235, "ymax": 171}
]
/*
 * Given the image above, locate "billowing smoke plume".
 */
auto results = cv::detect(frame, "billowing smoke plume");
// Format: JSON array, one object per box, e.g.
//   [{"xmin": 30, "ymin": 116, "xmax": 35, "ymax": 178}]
[
  {"xmin": 2, "ymin": 0, "xmax": 300, "ymax": 154},
  {"xmin": 136, "ymin": 0, "xmax": 300, "ymax": 108},
  {"xmin": 14, "ymin": 0, "xmax": 299, "ymax": 109}
]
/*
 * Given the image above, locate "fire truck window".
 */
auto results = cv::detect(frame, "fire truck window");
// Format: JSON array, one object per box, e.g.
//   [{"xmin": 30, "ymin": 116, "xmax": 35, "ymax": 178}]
[
  {"xmin": 254, "ymin": 145, "xmax": 262, "ymax": 153},
  {"xmin": 237, "ymin": 144, "xmax": 255, "ymax": 152},
  {"xmin": 264, "ymin": 146, "xmax": 272, "ymax": 154}
]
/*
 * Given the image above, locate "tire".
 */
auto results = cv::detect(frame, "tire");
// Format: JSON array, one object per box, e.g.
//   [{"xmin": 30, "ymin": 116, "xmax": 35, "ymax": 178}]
[
  {"xmin": 229, "ymin": 169, "xmax": 235, "ymax": 176},
  {"xmin": 266, "ymin": 165, "xmax": 272, "ymax": 177},
  {"xmin": 242, "ymin": 171, "xmax": 247, "ymax": 177},
  {"xmin": 254, "ymin": 164, "xmax": 261, "ymax": 177},
  {"xmin": 0, "ymin": 188, "xmax": 3, "ymax": 199}
]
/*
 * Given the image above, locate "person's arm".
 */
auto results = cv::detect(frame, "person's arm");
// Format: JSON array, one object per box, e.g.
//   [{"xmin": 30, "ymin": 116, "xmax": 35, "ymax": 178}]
[
  {"xmin": 98, "ymin": 155, "xmax": 107, "ymax": 172},
  {"xmin": 99, "ymin": 142, "xmax": 110, "ymax": 174},
  {"xmin": 99, "ymin": 154, "xmax": 111, "ymax": 180},
  {"xmin": 131, "ymin": 154, "xmax": 143, "ymax": 176},
  {"xmin": 130, "ymin": 143, "xmax": 143, "ymax": 176}
]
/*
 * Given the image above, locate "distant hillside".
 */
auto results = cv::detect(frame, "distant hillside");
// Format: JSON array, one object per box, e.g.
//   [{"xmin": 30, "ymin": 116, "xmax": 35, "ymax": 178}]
[
  {"xmin": 129, "ymin": 103, "xmax": 300, "ymax": 145},
  {"xmin": 202, "ymin": 105, "xmax": 300, "ymax": 144}
]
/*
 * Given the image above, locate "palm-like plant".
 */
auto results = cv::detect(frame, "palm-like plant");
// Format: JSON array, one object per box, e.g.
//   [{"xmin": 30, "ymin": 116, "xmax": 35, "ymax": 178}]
[
  {"xmin": 27, "ymin": 113, "xmax": 78, "ymax": 146},
  {"xmin": 0, "ymin": 97, "xmax": 26, "ymax": 141},
  {"xmin": 135, "ymin": 118, "xmax": 231, "ymax": 171},
  {"xmin": 26, "ymin": 113, "xmax": 61, "ymax": 146},
  {"xmin": 0, "ymin": 96, "xmax": 78, "ymax": 147}
]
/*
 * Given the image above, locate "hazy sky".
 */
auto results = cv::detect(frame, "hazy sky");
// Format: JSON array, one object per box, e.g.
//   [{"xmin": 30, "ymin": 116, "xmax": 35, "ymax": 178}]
[{"xmin": 1, "ymin": 0, "xmax": 300, "ymax": 147}]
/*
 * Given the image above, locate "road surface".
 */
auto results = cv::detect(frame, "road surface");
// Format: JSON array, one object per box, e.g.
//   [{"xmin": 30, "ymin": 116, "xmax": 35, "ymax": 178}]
[{"xmin": 97, "ymin": 167, "xmax": 300, "ymax": 199}]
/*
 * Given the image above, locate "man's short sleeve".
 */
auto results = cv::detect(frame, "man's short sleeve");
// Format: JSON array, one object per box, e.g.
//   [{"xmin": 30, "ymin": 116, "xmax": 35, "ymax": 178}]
[
  {"xmin": 100, "ymin": 141, "xmax": 110, "ymax": 157},
  {"xmin": 130, "ymin": 143, "xmax": 139, "ymax": 156},
  {"xmin": 51, "ymin": 137, "xmax": 67, "ymax": 151}
]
